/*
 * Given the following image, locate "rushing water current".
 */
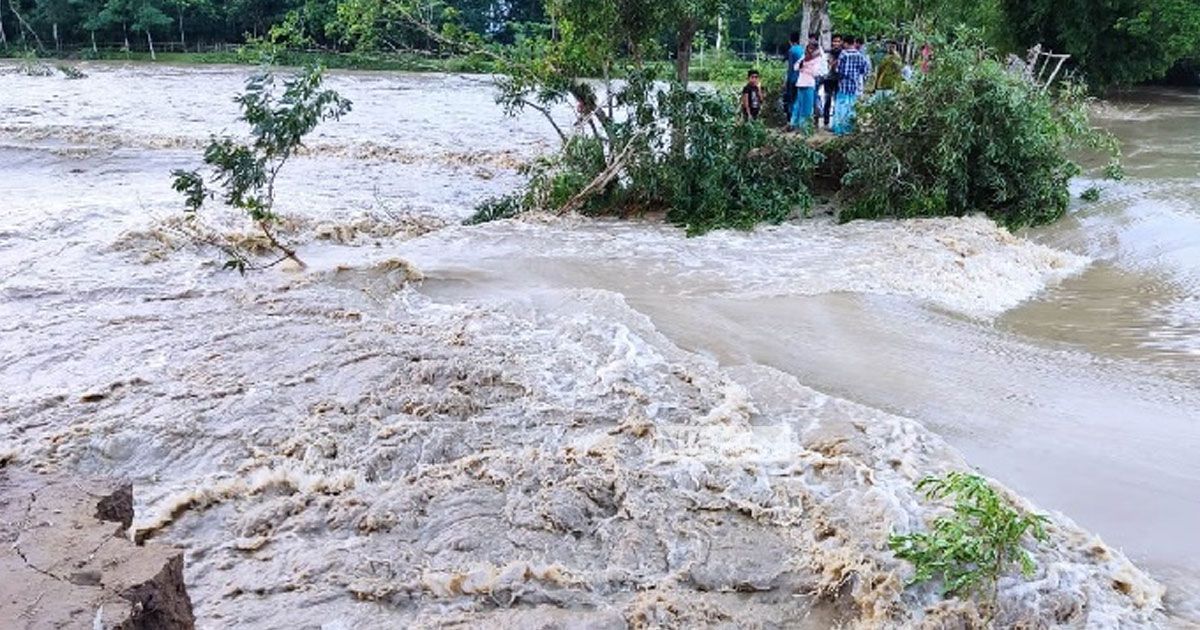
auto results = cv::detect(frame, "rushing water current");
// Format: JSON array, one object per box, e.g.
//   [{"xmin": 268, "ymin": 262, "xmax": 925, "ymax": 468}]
[{"xmin": 1, "ymin": 62, "xmax": 1197, "ymax": 627}]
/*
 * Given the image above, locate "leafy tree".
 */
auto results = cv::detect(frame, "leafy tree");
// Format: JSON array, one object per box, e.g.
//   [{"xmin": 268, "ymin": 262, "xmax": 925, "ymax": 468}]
[
  {"xmin": 836, "ymin": 32, "xmax": 1119, "ymax": 230},
  {"xmin": 472, "ymin": 70, "xmax": 822, "ymax": 235},
  {"xmin": 92, "ymin": 0, "xmax": 171, "ymax": 57},
  {"xmin": 6, "ymin": 0, "xmax": 47, "ymax": 49},
  {"xmin": 34, "ymin": 0, "xmax": 76, "ymax": 50},
  {"xmin": 227, "ymin": 0, "xmax": 293, "ymax": 40},
  {"xmin": 130, "ymin": 0, "xmax": 170, "ymax": 57},
  {"xmin": 172, "ymin": 66, "xmax": 352, "ymax": 271},
  {"xmin": 70, "ymin": 0, "xmax": 106, "ymax": 51},
  {"xmin": 96, "ymin": 0, "xmax": 132, "ymax": 49},
  {"xmin": 165, "ymin": 0, "xmax": 216, "ymax": 49},
  {"xmin": 1001, "ymin": 0, "xmax": 1200, "ymax": 86},
  {"xmin": 669, "ymin": 0, "xmax": 724, "ymax": 86}
]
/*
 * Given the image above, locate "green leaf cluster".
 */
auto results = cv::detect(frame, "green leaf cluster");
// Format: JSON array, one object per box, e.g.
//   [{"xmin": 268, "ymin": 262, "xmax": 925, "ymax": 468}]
[
  {"xmin": 889, "ymin": 472, "xmax": 1050, "ymax": 604},
  {"xmin": 657, "ymin": 86, "xmax": 822, "ymax": 234},
  {"xmin": 836, "ymin": 33, "xmax": 1118, "ymax": 230},
  {"xmin": 1001, "ymin": 0, "xmax": 1200, "ymax": 87},
  {"xmin": 171, "ymin": 65, "xmax": 351, "ymax": 268},
  {"xmin": 469, "ymin": 74, "xmax": 821, "ymax": 236}
]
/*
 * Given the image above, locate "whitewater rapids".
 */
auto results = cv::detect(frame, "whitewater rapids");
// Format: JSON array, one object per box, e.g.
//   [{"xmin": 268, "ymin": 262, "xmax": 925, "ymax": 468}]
[{"xmin": 2, "ymin": 62, "xmax": 1196, "ymax": 628}]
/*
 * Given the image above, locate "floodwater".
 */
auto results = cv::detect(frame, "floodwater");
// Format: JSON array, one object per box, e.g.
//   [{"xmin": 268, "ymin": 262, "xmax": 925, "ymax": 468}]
[{"xmin": 1, "ymin": 62, "xmax": 1197, "ymax": 627}]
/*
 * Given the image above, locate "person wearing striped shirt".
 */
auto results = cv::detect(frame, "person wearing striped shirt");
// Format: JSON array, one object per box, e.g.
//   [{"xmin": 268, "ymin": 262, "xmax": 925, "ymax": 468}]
[{"xmin": 832, "ymin": 36, "xmax": 872, "ymax": 135}]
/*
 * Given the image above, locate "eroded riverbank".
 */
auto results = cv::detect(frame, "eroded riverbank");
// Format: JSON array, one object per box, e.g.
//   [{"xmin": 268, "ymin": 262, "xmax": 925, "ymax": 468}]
[{"xmin": 2, "ymin": 62, "xmax": 1198, "ymax": 626}]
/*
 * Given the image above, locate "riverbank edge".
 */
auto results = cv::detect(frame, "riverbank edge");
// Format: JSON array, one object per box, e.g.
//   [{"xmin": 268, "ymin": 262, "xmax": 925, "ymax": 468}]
[{"xmin": 0, "ymin": 48, "xmax": 760, "ymax": 81}]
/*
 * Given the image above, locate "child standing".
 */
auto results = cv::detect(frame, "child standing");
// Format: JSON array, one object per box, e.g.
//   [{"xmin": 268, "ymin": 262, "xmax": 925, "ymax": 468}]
[{"xmin": 740, "ymin": 70, "xmax": 765, "ymax": 121}]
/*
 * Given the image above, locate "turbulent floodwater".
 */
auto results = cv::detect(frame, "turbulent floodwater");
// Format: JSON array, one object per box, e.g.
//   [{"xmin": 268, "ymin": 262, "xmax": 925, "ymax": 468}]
[{"xmin": 1, "ymin": 62, "xmax": 1198, "ymax": 627}]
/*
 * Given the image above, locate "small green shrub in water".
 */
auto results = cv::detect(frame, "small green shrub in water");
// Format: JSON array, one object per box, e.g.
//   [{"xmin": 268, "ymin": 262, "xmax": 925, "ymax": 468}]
[
  {"xmin": 889, "ymin": 472, "xmax": 1049, "ymax": 618},
  {"xmin": 1080, "ymin": 186, "xmax": 1102, "ymax": 202},
  {"xmin": 18, "ymin": 50, "xmax": 54, "ymax": 77},
  {"xmin": 1104, "ymin": 159, "xmax": 1125, "ymax": 181},
  {"xmin": 838, "ymin": 33, "xmax": 1118, "ymax": 230},
  {"xmin": 466, "ymin": 194, "xmax": 523, "ymax": 225},
  {"xmin": 57, "ymin": 64, "xmax": 87, "ymax": 80},
  {"xmin": 172, "ymin": 65, "xmax": 351, "ymax": 271}
]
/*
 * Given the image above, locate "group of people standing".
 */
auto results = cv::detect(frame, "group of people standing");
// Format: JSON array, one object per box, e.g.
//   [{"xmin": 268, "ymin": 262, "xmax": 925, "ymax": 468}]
[{"xmin": 741, "ymin": 32, "xmax": 908, "ymax": 136}]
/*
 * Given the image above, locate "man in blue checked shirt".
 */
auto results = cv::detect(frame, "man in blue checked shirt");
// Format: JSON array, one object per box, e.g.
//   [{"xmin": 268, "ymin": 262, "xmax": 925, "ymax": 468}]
[{"xmin": 832, "ymin": 35, "xmax": 872, "ymax": 135}]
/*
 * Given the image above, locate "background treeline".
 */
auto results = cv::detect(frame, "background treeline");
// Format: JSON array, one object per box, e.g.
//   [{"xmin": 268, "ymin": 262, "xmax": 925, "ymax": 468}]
[{"xmin": 1, "ymin": 0, "xmax": 1197, "ymax": 86}]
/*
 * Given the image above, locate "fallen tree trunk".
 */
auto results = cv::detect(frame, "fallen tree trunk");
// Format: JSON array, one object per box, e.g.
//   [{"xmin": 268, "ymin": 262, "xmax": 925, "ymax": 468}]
[{"xmin": 557, "ymin": 131, "xmax": 647, "ymax": 216}]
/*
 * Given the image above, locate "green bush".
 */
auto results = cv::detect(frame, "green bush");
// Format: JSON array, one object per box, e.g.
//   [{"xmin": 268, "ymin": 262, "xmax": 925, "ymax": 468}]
[
  {"xmin": 469, "ymin": 76, "xmax": 821, "ymax": 236},
  {"xmin": 465, "ymin": 194, "xmax": 523, "ymax": 225},
  {"xmin": 656, "ymin": 87, "xmax": 821, "ymax": 234},
  {"xmin": 172, "ymin": 66, "xmax": 351, "ymax": 270},
  {"xmin": 837, "ymin": 37, "xmax": 1116, "ymax": 230}
]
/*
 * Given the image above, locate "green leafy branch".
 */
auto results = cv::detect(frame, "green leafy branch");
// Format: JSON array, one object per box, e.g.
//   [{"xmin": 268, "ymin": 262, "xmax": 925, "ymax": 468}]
[
  {"xmin": 171, "ymin": 65, "xmax": 352, "ymax": 271},
  {"xmin": 889, "ymin": 472, "xmax": 1050, "ymax": 622}
]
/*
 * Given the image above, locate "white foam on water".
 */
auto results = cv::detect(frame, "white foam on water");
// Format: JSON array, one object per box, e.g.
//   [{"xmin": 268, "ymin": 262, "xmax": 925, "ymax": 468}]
[
  {"xmin": 1, "ymin": 62, "xmax": 1195, "ymax": 627},
  {"xmin": 401, "ymin": 215, "xmax": 1089, "ymax": 319}
]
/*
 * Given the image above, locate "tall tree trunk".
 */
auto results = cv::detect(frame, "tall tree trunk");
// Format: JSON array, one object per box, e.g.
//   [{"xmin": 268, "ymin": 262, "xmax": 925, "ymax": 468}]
[
  {"xmin": 147, "ymin": 29, "xmax": 156, "ymax": 60},
  {"xmin": 8, "ymin": 0, "xmax": 44, "ymax": 50},
  {"xmin": 0, "ymin": 6, "xmax": 8, "ymax": 49},
  {"xmin": 675, "ymin": 17, "xmax": 698, "ymax": 88},
  {"xmin": 817, "ymin": 0, "xmax": 831, "ymax": 50},
  {"xmin": 671, "ymin": 17, "xmax": 699, "ymax": 161},
  {"xmin": 52, "ymin": 22, "xmax": 59, "ymax": 51},
  {"xmin": 715, "ymin": 15, "xmax": 723, "ymax": 53},
  {"xmin": 178, "ymin": 6, "xmax": 185, "ymax": 49},
  {"xmin": 800, "ymin": 0, "xmax": 813, "ymax": 42},
  {"xmin": 123, "ymin": 22, "xmax": 130, "ymax": 51},
  {"xmin": 91, "ymin": 30, "xmax": 96, "ymax": 53}
]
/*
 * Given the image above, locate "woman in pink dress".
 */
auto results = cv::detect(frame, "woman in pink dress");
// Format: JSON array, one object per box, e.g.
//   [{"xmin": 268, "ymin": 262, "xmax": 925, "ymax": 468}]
[{"xmin": 789, "ymin": 43, "xmax": 822, "ymax": 133}]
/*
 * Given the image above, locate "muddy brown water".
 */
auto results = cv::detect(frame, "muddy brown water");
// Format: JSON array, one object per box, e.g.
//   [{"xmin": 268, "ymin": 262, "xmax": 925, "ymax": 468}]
[{"xmin": 1, "ymin": 63, "xmax": 1197, "ymax": 624}]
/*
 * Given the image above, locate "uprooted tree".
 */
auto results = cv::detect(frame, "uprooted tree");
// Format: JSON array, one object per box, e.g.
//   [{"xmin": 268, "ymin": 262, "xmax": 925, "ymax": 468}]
[{"xmin": 172, "ymin": 65, "xmax": 352, "ymax": 271}]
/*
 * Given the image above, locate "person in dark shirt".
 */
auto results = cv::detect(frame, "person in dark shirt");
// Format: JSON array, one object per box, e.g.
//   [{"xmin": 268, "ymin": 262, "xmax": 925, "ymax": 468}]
[
  {"xmin": 741, "ymin": 70, "xmax": 764, "ymax": 120},
  {"xmin": 821, "ymin": 34, "xmax": 844, "ymax": 128}
]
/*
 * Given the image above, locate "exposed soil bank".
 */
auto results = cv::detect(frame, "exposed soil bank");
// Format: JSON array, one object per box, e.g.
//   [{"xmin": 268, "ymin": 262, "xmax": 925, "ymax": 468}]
[{"xmin": 0, "ymin": 468, "xmax": 194, "ymax": 629}]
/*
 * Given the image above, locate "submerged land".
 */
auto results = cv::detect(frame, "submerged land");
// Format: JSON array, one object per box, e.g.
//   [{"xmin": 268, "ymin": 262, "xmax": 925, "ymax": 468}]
[{"xmin": 1, "ymin": 62, "xmax": 1199, "ymax": 627}]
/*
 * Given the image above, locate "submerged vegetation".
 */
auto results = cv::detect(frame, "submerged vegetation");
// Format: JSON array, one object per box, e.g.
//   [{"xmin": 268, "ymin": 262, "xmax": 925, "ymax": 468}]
[
  {"xmin": 472, "ymin": 80, "xmax": 822, "ymax": 235},
  {"xmin": 171, "ymin": 65, "xmax": 351, "ymax": 271},
  {"xmin": 464, "ymin": 21, "xmax": 1116, "ymax": 235},
  {"xmin": 837, "ymin": 33, "xmax": 1119, "ymax": 229},
  {"xmin": 890, "ymin": 472, "xmax": 1050, "ymax": 620}
]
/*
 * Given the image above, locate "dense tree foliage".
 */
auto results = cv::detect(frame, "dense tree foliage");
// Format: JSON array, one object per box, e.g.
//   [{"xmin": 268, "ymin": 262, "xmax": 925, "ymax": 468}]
[
  {"xmin": 3, "ymin": 0, "xmax": 1196, "ymax": 85},
  {"xmin": 835, "ymin": 34, "xmax": 1119, "ymax": 230},
  {"xmin": 454, "ymin": 3, "xmax": 1119, "ymax": 235},
  {"xmin": 1001, "ymin": 0, "xmax": 1200, "ymax": 86},
  {"xmin": 0, "ymin": 0, "xmax": 549, "ymax": 52}
]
